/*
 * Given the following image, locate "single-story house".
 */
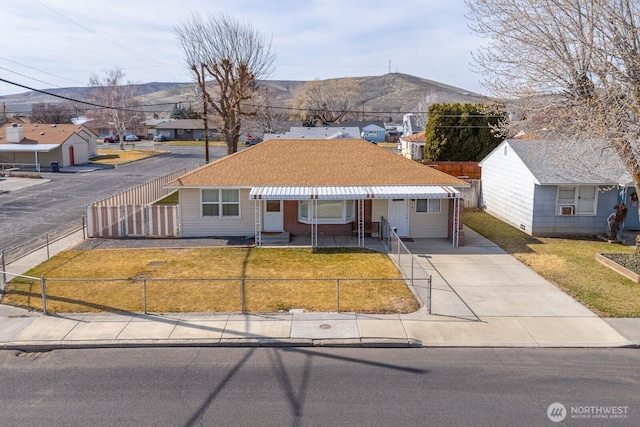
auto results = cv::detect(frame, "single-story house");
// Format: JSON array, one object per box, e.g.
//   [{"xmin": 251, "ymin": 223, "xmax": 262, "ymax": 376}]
[
  {"xmin": 152, "ymin": 119, "xmax": 214, "ymax": 141},
  {"xmin": 167, "ymin": 138, "xmax": 469, "ymax": 247},
  {"xmin": 479, "ymin": 137, "xmax": 639, "ymax": 236},
  {"xmin": 399, "ymin": 131, "xmax": 425, "ymax": 161},
  {"xmin": 263, "ymin": 127, "xmax": 362, "ymax": 141},
  {"xmin": 0, "ymin": 122, "xmax": 96, "ymax": 170},
  {"xmin": 361, "ymin": 124, "xmax": 386, "ymax": 143}
]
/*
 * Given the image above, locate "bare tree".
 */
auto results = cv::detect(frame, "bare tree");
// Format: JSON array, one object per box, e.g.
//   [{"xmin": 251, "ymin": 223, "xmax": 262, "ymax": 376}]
[
  {"xmin": 244, "ymin": 86, "xmax": 289, "ymax": 134},
  {"xmin": 412, "ymin": 90, "xmax": 442, "ymax": 130},
  {"xmin": 86, "ymin": 69, "xmax": 142, "ymax": 148},
  {"xmin": 175, "ymin": 13, "xmax": 276, "ymax": 155},
  {"xmin": 292, "ymin": 78, "xmax": 363, "ymax": 125},
  {"xmin": 30, "ymin": 102, "xmax": 75, "ymax": 124},
  {"xmin": 466, "ymin": 1, "xmax": 640, "ymax": 201}
]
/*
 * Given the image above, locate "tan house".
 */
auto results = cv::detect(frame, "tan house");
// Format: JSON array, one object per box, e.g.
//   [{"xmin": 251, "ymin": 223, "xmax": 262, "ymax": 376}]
[
  {"xmin": 167, "ymin": 138, "xmax": 469, "ymax": 246},
  {"xmin": 0, "ymin": 122, "xmax": 97, "ymax": 171}
]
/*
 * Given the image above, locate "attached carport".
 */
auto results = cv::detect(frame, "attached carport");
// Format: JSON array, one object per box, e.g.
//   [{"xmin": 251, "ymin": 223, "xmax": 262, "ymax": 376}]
[
  {"xmin": 249, "ymin": 185, "xmax": 461, "ymax": 248},
  {"xmin": 0, "ymin": 144, "xmax": 59, "ymax": 172}
]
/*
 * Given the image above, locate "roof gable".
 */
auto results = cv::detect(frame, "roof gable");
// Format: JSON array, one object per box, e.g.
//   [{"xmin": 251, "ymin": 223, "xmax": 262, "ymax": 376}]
[
  {"xmin": 503, "ymin": 138, "xmax": 631, "ymax": 186},
  {"xmin": 169, "ymin": 138, "xmax": 469, "ymax": 188}
]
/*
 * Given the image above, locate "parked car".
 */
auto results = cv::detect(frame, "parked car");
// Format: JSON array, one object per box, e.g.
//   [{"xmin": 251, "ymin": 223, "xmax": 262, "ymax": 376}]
[
  {"xmin": 153, "ymin": 134, "xmax": 168, "ymax": 142},
  {"xmin": 103, "ymin": 135, "xmax": 119, "ymax": 143},
  {"xmin": 245, "ymin": 135, "xmax": 263, "ymax": 146},
  {"xmin": 125, "ymin": 135, "xmax": 140, "ymax": 142}
]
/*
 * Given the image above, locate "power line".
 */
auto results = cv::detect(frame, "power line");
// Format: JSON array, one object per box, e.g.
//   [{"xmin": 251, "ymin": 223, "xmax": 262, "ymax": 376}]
[
  {"xmin": 0, "ymin": 56, "xmax": 86, "ymax": 86},
  {"xmin": 33, "ymin": 0, "xmax": 170, "ymax": 68}
]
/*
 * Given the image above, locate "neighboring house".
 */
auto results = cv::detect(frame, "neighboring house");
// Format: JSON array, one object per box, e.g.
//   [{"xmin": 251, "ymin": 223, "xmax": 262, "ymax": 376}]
[
  {"xmin": 263, "ymin": 127, "xmax": 362, "ymax": 141},
  {"xmin": 152, "ymin": 119, "xmax": 213, "ymax": 141},
  {"xmin": 167, "ymin": 138, "xmax": 469, "ymax": 247},
  {"xmin": 399, "ymin": 131, "xmax": 425, "ymax": 160},
  {"xmin": 0, "ymin": 122, "xmax": 96, "ymax": 170},
  {"xmin": 479, "ymin": 138, "xmax": 637, "ymax": 236},
  {"xmin": 401, "ymin": 113, "xmax": 424, "ymax": 137},
  {"xmin": 360, "ymin": 124, "xmax": 386, "ymax": 143}
]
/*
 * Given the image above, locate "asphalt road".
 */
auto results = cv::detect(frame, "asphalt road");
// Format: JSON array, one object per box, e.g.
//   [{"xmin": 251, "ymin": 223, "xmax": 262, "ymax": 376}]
[
  {"xmin": 0, "ymin": 145, "xmax": 226, "ymax": 255},
  {"xmin": 0, "ymin": 347, "xmax": 638, "ymax": 426}
]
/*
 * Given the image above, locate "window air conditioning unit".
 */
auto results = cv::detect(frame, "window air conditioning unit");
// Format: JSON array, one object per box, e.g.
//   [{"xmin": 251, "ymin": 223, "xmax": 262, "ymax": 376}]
[{"xmin": 558, "ymin": 206, "xmax": 575, "ymax": 215}]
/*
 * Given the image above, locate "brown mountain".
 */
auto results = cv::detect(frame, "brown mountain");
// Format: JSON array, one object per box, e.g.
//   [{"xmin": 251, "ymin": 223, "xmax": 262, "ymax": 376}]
[{"xmin": 0, "ymin": 73, "xmax": 488, "ymax": 123}]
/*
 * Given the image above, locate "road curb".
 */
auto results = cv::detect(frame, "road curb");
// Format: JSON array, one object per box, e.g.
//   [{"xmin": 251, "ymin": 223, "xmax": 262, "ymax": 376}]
[{"xmin": 1, "ymin": 338, "xmax": 427, "ymax": 352}]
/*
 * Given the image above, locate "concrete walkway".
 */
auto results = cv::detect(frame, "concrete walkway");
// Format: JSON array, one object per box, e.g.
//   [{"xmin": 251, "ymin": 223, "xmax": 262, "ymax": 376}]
[{"xmin": 1, "ymin": 229, "xmax": 639, "ymax": 350}]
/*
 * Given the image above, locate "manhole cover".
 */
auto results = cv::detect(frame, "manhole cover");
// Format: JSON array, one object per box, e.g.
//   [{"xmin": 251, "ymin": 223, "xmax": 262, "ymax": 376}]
[{"xmin": 319, "ymin": 323, "xmax": 332, "ymax": 329}]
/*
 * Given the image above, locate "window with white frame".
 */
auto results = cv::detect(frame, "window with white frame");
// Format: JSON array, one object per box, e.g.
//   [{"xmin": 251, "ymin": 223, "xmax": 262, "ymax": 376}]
[
  {"xmin": 556, "ymin": 186, "xmax": 597, "ymax": 216},
  {"xmin": 416, "ymin": 198, "xmax": 441, "ymax": 213},
  {"xmin": 202, "ymin": 189, "xmax": 240, "ymax": 217},
  {"xmin": 298, "ymin": 200, "xmax": 355, "ymax": 224}
]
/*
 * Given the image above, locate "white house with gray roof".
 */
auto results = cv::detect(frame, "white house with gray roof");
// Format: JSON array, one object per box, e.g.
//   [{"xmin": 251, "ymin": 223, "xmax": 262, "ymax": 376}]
[{"xmin": 479, "ymin": 138, "xmax": 638, "ymax": 236}]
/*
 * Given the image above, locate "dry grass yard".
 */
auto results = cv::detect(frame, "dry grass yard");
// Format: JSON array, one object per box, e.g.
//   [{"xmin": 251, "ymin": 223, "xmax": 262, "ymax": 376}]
[{"xmin": 4, "ymin": 247, "xmax": 419, "ymax": 314}]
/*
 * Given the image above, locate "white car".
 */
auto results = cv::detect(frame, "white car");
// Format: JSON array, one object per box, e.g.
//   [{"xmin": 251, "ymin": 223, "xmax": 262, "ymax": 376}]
[{"xmin": 125, "ymin": 135, "xmax": 140, "ymax": 142}]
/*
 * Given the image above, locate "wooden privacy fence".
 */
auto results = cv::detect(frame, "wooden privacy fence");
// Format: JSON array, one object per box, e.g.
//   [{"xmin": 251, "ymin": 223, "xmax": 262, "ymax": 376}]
[{"xmin": 86, "ymin": 169, "xmax": 184, "ymax": 238}]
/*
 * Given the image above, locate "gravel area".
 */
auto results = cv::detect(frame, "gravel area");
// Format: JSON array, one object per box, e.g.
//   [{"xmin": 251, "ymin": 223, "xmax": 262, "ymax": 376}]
[
  {"xmin": 72, "ymin": 237, "xmax": 253, "ymax": 250},
  {"xmin": 601, "ymin": 253, "xmax": 640, "ymax": 274}
]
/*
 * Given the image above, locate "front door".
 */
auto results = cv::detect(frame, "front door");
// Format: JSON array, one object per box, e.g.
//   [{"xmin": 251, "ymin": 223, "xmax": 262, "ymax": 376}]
[
  {"xmin": 388, "ymin": 199, "xmax": 409, "ymax": 237},
  {"xmin": 69, "ymin": 146, "xmax": 75, "ymax": 166},
  {"xmin": 264, "ymin": 200, "xmax": 283, "ymax": 232}
]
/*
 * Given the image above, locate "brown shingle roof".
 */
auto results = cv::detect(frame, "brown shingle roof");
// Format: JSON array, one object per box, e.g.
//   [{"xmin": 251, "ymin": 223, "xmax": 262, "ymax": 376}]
[
  {"xmin": 169, "ymin": 138, "xmax": 469, "ymax": 187},
  {"xmin": 0, "ymin": 123, "xmax": 83, "ymax": 145}
]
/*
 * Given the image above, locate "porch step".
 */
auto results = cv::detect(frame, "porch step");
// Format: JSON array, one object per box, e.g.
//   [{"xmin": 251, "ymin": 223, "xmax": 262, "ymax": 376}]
[{"xmin": 260, "ymin": 231, "xmax": 290, "ymax": 245}]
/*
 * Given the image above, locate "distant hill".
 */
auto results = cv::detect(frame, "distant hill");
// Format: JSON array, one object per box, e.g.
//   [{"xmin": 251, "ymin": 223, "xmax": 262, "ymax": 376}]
[{"xmin": 0, "ymin": 73, "xmax": 489, "ymax": 123}]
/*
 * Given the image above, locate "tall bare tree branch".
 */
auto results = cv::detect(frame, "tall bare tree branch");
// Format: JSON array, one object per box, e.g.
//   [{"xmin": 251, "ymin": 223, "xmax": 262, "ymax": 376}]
[
  {"xmin": 466, "ymin": 0, "xmax": 640, "ymax": 215},
  {"xmin": 175, "ymin": 13, "xmax": 275, "ymax": 155}
]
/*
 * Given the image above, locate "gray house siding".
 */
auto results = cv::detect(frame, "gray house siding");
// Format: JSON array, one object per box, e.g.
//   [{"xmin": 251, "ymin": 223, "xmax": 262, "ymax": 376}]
[
  {"xmin": 480, "ymin": 142, "xmax": 536, "ymax": 233},
  {"xmin": 530, "ymin": 185, "xmax": 618, "ymax": 236}
]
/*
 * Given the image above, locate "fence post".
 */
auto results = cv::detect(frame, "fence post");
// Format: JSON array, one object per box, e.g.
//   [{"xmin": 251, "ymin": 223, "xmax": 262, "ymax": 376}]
[
  {"xmin": 46, "ymin": 233, "xmax": 50, "ymax": 259},
  {"xmin": 241, "ymin": 278, "xmax": 246, "ymax": 314},
  {"xmin": 40, "ymin": 275, "xmax": 47, "ymax": 315},
  {"xmin": 143, "ymin": 279, "xmax": 147, "ymax": 314},
  {"xmin": 411, "ymin": 257, "xmax": 414, "ymax": 287},
  {"xmin": 336, "ymin": 279, "xmax": 340, "ymax": 313},
  {"xmin": 428, "ymin": 275, "xmax": 432, "ymax": 314},
  {"xmin": 1, "ymin": 250, "xmax": 6, "ymax": 285}
]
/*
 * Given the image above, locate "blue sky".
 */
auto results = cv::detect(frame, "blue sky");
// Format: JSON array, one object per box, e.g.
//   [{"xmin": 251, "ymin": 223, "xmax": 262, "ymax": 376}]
[{"xmin": 1, "ymin": 0, "xmax": 485, "ymax": 97}]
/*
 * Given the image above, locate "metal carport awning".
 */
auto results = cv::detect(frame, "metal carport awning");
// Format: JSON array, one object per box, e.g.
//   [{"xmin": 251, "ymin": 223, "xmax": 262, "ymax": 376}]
[
  {"xmin": 250, "ymin": 185, "xmax": 462, "ymax": 248},
  {"xmin": 249, "ymin": 185, "xmax": 460, "ymax": 200},
  {"xmin": 0, "ymin": 144, "xmax": 59, "ymax": 173}
]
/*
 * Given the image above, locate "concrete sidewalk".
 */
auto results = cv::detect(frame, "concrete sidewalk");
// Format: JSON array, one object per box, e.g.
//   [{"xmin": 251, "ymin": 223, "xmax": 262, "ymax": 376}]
[{"xmin": 1, "ymin": 229, "xmax": 639, "ymax": 350}]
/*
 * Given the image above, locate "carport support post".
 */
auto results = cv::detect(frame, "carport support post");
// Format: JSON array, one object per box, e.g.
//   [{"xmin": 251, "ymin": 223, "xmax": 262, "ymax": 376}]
[{"xmin": 40, "ymin": 275, "xmax": 47, "ymax": 315}]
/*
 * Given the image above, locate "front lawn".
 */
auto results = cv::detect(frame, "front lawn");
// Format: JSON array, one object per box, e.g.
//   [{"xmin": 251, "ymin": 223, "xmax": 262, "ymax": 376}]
[
  {"xmin": 3, "ymin": 247, "xmax": 419, "ymax": 314},
  {"xmin": 464, "ymin": 209, "xmax": 640, "ymax": 317},
  {"xmin": 90, "ymin": 149, "xmax": 169, "ymax": 165}
]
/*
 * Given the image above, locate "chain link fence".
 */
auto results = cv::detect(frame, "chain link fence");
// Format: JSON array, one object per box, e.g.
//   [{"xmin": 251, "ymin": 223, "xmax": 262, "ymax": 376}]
[
  {"xmin": 0, "ymin": 218, "xmax": 86, "ymax": 267},
  {"xmin": 2, "ymin": 276, "xmax": 423, "ymax": 315},
  {"xmin": 380, "ymin": 216, "xmax": 432, "ymax": 312}
]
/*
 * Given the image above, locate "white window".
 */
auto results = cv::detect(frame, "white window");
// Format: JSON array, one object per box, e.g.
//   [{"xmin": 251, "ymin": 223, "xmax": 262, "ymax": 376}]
[
  {"xmin": 202, "ymin": 189, "xmax": 240, "ymax": 217},
  {"xmin": 298, "ymin": 200, "xmax": 355, "ymax": 224},
  {"xmin": 556, "ymin": 186, "xmax": 597, "ymax": 216},
  {"xmin": 416, "ymin": 199, "xmax": 441, "ymax": 213}
]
